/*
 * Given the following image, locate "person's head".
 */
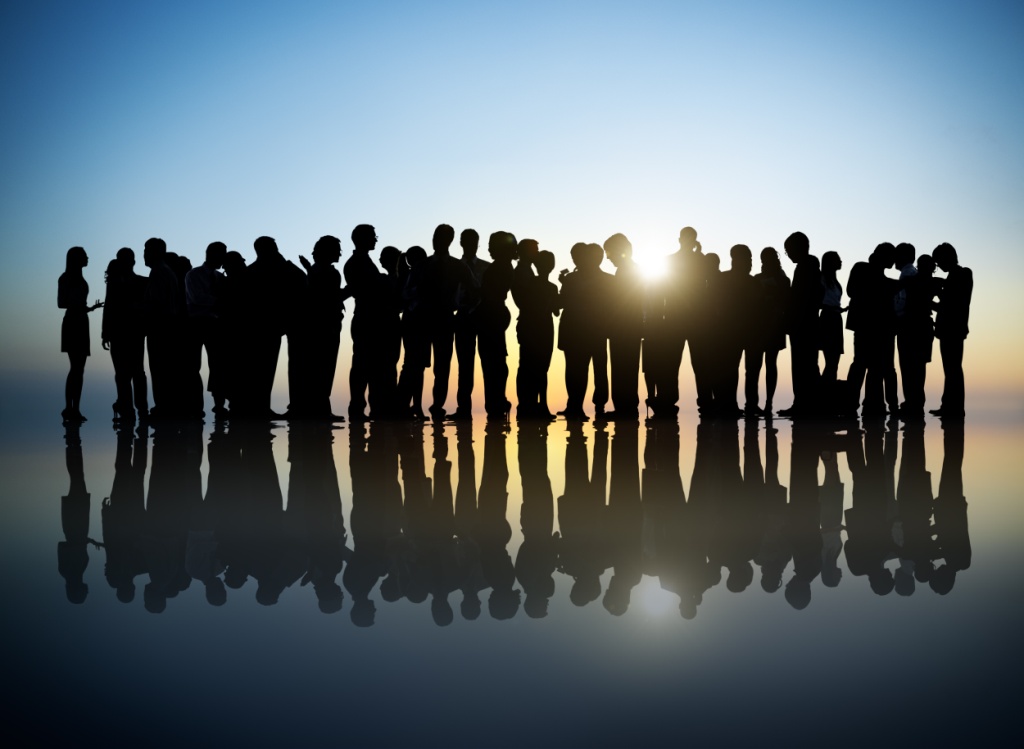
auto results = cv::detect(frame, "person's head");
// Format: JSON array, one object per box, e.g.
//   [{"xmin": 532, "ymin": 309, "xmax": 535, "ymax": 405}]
[
  {"xmin": 460, "ymin": 228, "xmax": 479, "ymax": 257},
  {"xmin": 534, "ymin": 250, "xmax": 555, "ymax": 277},
  {"xmin": 729, "ymin": 244, "xmax": 752, "ymax": 275},
  {"xmin": 679, "ymin": 226, "xmax": 699, "ymax": 252},
  {"xmin": 488, "ymin": 587, "xmax": 521, "ymax": 620},
  {"xmin": 205, "ymin": 241, "xmax": 227, "ymax": 269},
  {"xmin": 379, "ymin": 245, "xmax": 400, "ymax": 274},
  {"xmin": 783, "ymin": 231, "xmax": 809, "ymax": 263},
  {"xmin": 726, "ymin": 562, "xmax": 754, "ymax": 593},
  {"xmin": 116, "ymin": 247, "xmax": 135, "ymax": 269},
  {"xmin": 351, "ymin": 224, "xmax": 377, "ymax": 253},
  {"xmin": 351, "ymin": 598, "xmax": 376, "ymax": 627},
  {"xmin": 432, "ymin": 223, "xmax": 455, "ymax": 254},
  {"xmin": 932, "ymin": 242, "xmax": 958, "ymax": 272},
  {"xmin": 431, "ymin": 596, "xmax": 455, "ymax": 627},
  {"xmin": 523, "ymin": 594, "xmax": 549, "ymax": 619},
  {"xmin": 704, "ymin": 252, "xmax": 720, "ymax": 274},
  {"xmin": 315, "ymin": 582, "xmax": 343, "ymax": 614},
  {"xmin": 760, "ymin": 246, "xmax": 781, "ymax": 273},
  {"xmin": 916, "ymin": 253, "xmax": 935, "ymax": 276},
  {"xmin": 312, "ymin": 235, "xmax": 342, "ymax": 266},
  {"xmin": 518, "ymin": 238, "xmax": 540, "ymax": 264},
  {"xmin": 65, "ymin": 246, "xmax": 88, "ymax": 272},
  {"xmin": 253, "ymin": 236, "xmax": 279, "ymax": 260},
  {"xmin": 223, "ymin": 251, "xmax": 246, "ymax": 277},
  {"xmin": 603, "ymin": 233, "xmax": 632, "ymax": 267},
  {"xmin": 404, "ymin": 245, "xmax": 427, "ymax": 268},
  {"xmin": 821, "ymin": 566, "xmax": 843, "ymax": 588},
  {"xmin": 570, "ymin": 576, "xmax": 601, "ymax": 607},
  {"xmin": 822, "ymin": 250, "xmax": 842, "ymax": 274},
  {"xmin": 870, "ymin": 242, "xmax": 896, "ymax": 269},
  {"xmin": 143, "ymin": 238, "xmax": 167, "ymax": 269},
  {"xmin": 460, "ymin": 593, "xmax": 482, "ymax": 621},
  {"xmin": 585, "ymin": 243, "xmax": 605, "ymax": 269},
  {"xmin": 893, "ymin": 242, "xmax": 916, "ymax": 269},
  {"xmin": 487, "ymin": 231, "xmax": 517, "ymax": 263},
  {"xmin": 205, "ymin": 578, "xmax": 228, "ymax": 607},
  {"xmin": 784, "ymin": 577, "xmax": 812, "ymax": 610},
  {"xmin": 868, "ymin": 568, "xmax": 895, "ymax": 596},
  {"xmin": 104, "ymin": 258, "xmax": 119, "ymax": 283},
  {"xmin": 569, "ymin": 242, "xmax": 589, "ymax": 269}
]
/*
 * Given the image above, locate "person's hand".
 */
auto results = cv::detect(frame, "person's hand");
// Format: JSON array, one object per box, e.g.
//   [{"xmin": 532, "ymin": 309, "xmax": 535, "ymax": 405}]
[
  {"xmin": 299, "ymin": 255, "xmax": 312, "ymax": 272},
  {"xmin": 102, "ymin": 338, "xmax": 110, "ymax": 351},
  {"xmin": 88, "ymin": 300, "xmax": 104, "ymax": 312}
]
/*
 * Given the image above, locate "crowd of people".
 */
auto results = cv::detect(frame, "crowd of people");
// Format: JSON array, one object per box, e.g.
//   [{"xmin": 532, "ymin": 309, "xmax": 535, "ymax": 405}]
[{"xmin": 57, "ymin": 226, "xmax": 974, "ymax": 425}]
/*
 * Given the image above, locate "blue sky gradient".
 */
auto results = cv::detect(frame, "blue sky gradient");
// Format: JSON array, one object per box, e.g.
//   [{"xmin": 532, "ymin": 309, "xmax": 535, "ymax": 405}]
[{"xmin": 2, "ymin": 0, "xmax": 1022, "ymax": 411}]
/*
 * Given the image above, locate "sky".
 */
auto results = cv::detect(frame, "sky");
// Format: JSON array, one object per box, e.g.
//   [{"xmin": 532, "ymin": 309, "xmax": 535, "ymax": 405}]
[{"xmin": 2, "ymin": 0, "xmax": 1022, "ymax": 416}]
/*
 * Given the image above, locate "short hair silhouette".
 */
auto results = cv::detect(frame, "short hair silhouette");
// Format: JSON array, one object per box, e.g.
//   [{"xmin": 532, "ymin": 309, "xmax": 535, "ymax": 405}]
[
  {"xmin": 351, "ymin": 225, "xmax": 377, "ymax": 251},
  {"xmin": 535, "ymin": 250, "xmax": 555, "ymax": 275},
  {"xmin": 783, "ymin": 231, "xmax": 809, "ymax": 261},
  {"xmin": 603, "ymin": 233, "xmax": 632, "ymax": 261},
  {"xmin": 894, "ymin": 242, "xmax": 916, "ymax": 268},
  {"xmin": 933, "ymin": 242, "xmax": 958, "ymax": 269},
  {"xmin": 116, "ymin": 247, "xmax": 134, "ymax": 265},
  {"xmin": 206, "ymin": 242, "xmax": 227, "ymax": 265},
  {"xmin": 253, "ymin": 236, "xmax": 278, "ymax": 258},
  {"xmin": 432, "ymin": 224, "xmax": 455, "ymax": 251},
  {"xmin": 313, "ymin": 235, "xmax": 342, "ymax": 261}
]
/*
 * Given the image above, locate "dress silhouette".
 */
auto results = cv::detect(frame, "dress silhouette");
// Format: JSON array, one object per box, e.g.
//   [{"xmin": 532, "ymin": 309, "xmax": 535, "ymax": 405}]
[{"xmin": 58, "ymin": 246, "xmax": 101, "ymax": 422}]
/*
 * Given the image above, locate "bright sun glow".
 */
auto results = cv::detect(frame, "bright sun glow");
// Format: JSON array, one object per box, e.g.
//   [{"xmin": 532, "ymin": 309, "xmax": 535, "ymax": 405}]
[{"xmin": 635, "ymin": 252, "xmax": 667, "ymax": 281}]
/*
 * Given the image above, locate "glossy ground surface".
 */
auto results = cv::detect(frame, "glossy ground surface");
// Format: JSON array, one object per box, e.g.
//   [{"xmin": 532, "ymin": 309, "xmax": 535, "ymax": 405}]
[{"xmin": 3, "ymin": 407, "xmax": 1022, "ymax": 748}]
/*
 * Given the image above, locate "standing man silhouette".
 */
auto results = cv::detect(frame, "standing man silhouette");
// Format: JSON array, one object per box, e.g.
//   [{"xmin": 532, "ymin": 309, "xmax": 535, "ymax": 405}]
[
  {"xmin": 477, "ymin": 231, "xmax": 517, "ymax": 421},
  {"xmin": 603, "ymin": 233, "xmax": 643, "ymax": 421},
  {"xmin": 931, "ymin": 243, "xmax": 972, "ymax": 420},
  {"xmin": 452, "ymin": 229, "xmax": 489, "ymax": 420},
  {"xmin": 185, "ymin": 241, "xmax": 227, "ymax": 417},
  {"xmin": 421, "ymin": 224, "xmax": 474, "ymax": 420},
  {"xmin": 142, "ymin": 238, "xmax": 183, "ymax": 420},
  {"xmin": 779, "ymin": 231, "xmax": 822, "ymax": 418}
]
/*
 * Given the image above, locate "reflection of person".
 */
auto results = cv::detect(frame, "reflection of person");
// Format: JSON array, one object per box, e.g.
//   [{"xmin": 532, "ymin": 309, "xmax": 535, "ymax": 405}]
[
  {"xmin": 58, "ymin": 246, "xmax": 102, "ymax": 422},
  {"xmin": 516, "ymin": 422, "xmax": 558, "ymax": 618},
  {"xmin": 931, "ymin": 423, "xmax": 970, "ymax": 593},
  {"xmin": 60, "ymin": 424, "xmax": 92, "ymax": 602}
]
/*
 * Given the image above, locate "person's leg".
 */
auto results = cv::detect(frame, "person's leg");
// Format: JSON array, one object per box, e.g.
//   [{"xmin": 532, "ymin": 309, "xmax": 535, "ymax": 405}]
[
  {"xmin": 939, "ymin": 337, "xmax": 965, "ymax": 416},
  {"xmin": 744, "ymin": 346, "xmax": 763, "ymax": 412},
  {"xmin": 765, "ymin": 350, "xmax": 779, "ymax": 413},
  {"xmin": 431, "ymin": 319, "xmax": 455, "ymax": 416},
  {"xmin": 454, "ymin": 317, "xmax": 476, "ymax": 414},
  {"xmin": 592, "ymin": 341, "xmax": 609, "ymax": 413},
  {"xmin": 65, "ymin": 353, "xmax": 86, "ymax": 416}
]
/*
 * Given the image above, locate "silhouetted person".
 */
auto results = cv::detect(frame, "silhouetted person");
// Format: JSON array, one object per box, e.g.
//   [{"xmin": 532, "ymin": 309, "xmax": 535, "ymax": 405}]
[
  {"xmin": 288, "ymin": 422, "xmax": 348, "ymax": 613},
  {"xmin": 930, "ymin": 243, "xmax": 972, "ymax": 420},
  {"xmin": 516, "ymin": 422, "xmax": 558, "ymax": 618},
  {"xmin": 378, "ymin": 244, "xmax": 404, "ymax": 410},
  {"xmin": 450, "ymin": 229, "xmax": 490, "ymax": 419},
  {"xmin": 639, "ymin": 422, "xmax": 691, "ymax": 614},
  {"xmin": 102, "ymin": 248, "xmax": 148, "ymax": 422},
  {"xmin": 477, "ymin": 422, "xmax": 520, "ymax": 619},
  {"xmin": 511, "ymin": 238, "xmax": 540, "ymax": 414},
  {"xmin": 557, "ymin": 242, "xmax": 611, "ymax": 420},
  {"xmin": 102, "ymin": 424, "xmax": 149, "ymax": 603},
  {"xmin": 747, "ymin": 247, "xmax": 790, "ymax": 416},
  {"xmin": 931, "ymin": 422, "xmax": 970, "ymax": 593},
  {"xmin": 603, "ymin": 422, "xmax": 643, "ymax": 615},
  {"xmin": 291, "ymin": 235, "xmax": 347, "ymax": 420},
  {"xmin": 818, "ymin": 250, "xmax": 846, "ymax": 411},
  {"xmin": 894, "ymin": 422, "xmax": 932, "ymax": 595},
  {"xmin": 893, "ymin": 243, "xmax": 931, "ymax": 420},
  {"xmin": 59, "ymin": 424, "xmax": 92, "ymax": 603},
  {"xmin": 754, "ymin": 421, "xmax": 790, "ymax": 594},
  {"xmin": 453, "ymin": 421, "xmax": 486, "ymax": 618},
  {"xmin": 645, "ymin": 227, "xmax": 703, "ymax": 419},
  {"xmin": 185, "ymin": 241, "xmax": 228, "ymax": 417},
  {"xmin": 711, "ymin": 244, "xmax": 757, "ymax": 418},
  {"xmin": 58, "ymin": 246, "xmax": 102, "ymax": 422},
  {"xmin": 344, "ymin": 423, "xmax": 403, "ymax": 626},
  {"xmin": 516, "ymin": 249, "xmax": 560, "ymax": 419},
  {"xmin": 603, "ymin": 233, "xmax": 643, "ymax": 421},
  {"xmin": 477, "ymin": 231, "xmax": 517, "ymax": 421},
  {"xmin": 784, "ymin": 421, "xmax": 826, "ymax": 608},
  {"xmin": 844, "ymin": 420, "xmax": 898, "ymax": 596},
  {"xmin": 421, "ymin": 224, "xmax": 476, "ymax": 419},
  {"xmin": 142, "ymin": 238, "xmax": 187, "ymax": 420},
  {"xmin": 846, "ymin": 243, "xmax": 899, "ymax": 418},
  {"xmin": 779, "ymin": 231, "xmax": 822, "ymax": 418},
  {"xmin": 141, "ymin": 422, "xmax": 203, "ymax": 612},
  {"xmin": 346, "ymin": 224, "xmax": 397, "ymax": 420},
  {"xmin": 234, "ymin": 236, "xmax": 305, "ymax": 420},
  {"xmin": 557, "ymin": 421, "xmax": 610, "ymax": 609},
  {"xmin": 689, "ymin": 252, "xmax": 719, "ymax": 417},
  {"xmin": 218, "ymin": 251, "xmax": 248, "ymax": 412},
  {"xmin": 397, "ymin": 246, "xmax": 430, "ymax": 418}
]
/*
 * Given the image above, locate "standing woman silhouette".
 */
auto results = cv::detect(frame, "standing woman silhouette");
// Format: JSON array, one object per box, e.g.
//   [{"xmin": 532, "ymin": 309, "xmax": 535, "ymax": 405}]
[{"xmin": 58, "ymin": 246, "xmax": 102, "ymax": 422}]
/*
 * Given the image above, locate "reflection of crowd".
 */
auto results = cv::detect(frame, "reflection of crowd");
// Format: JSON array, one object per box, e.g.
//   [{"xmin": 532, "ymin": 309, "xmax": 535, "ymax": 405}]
[
  {"xmin": 60, "ymin": 418, "xmax": 971, "ymax": 621},
  {"xmin": 59, "ymin": 225, "xmax": 973, "ymax": 427}
]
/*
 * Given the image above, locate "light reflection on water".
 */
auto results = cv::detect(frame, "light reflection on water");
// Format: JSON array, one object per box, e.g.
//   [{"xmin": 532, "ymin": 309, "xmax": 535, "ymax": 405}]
[{"xmin": 3, "ymin": 413, "xmax": 1022, "ymax": 748}]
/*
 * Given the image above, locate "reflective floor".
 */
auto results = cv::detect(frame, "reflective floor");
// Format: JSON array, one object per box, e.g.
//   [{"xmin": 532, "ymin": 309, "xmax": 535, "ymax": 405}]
[{"xmin": 3, "ymin": 407, "xmax": 1022, "ymax": 748}]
